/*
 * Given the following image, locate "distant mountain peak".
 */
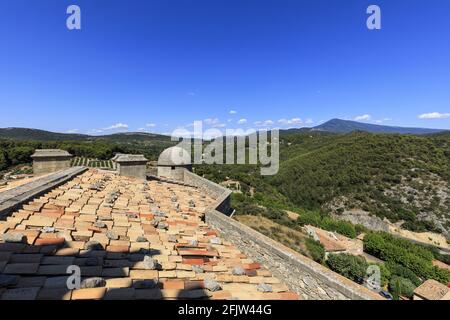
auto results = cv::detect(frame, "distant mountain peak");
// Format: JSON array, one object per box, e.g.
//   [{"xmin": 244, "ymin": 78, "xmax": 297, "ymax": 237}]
[{"xmin": 312, "ymin": 119, "xmax": 446, "ymax": 135}]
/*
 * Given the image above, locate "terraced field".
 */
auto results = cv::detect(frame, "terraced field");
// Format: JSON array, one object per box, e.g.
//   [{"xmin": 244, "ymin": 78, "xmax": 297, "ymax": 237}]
[{"xmin": 71, "ymin": 157, "xmax": 114, "ymax": 169}]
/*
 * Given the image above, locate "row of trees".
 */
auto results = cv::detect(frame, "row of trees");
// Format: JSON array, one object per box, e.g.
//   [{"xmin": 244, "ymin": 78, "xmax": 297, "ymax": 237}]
[
  {"xmin": 296, "ymin": 210, "xmax": 366, "ymax": 239},
  {"xmin": 0, "ymin": 140, "xmax": 126, "ymax": 173},
  {"xmin": 326, "ymin": 252, "xmax": 420, "ymax": 299},
  {"xmin": 325, "ymin": 251, "xmax": 434, "ymax": 299},
  {"xmin": 363, "ymin": 232, "xmax": 450, "ymax": 285},
  {"xmin": 326, "ymin": 253, "xmax": 368, "ymax": 284}
]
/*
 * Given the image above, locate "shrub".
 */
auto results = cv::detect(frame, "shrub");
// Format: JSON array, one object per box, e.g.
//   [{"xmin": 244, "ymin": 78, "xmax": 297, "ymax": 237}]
[
  {"xmin": 231, "ymin": 195, "xmax": 266, "ymax": 216},
  {"xmin": 326, "ymin": 253, "xmax": 368, "ymax": 284},
  {"xmin": 332, "ymin": 221, "xmax": 357, "ymax": 238},
  {"xmin": 402, "ymin": 220, "xmax": 438, "ymax": 233},
  {"xmin": 355, "ymin": 224, "xmax": 368, "ymax": 235},
  {"xmin": 322, "ymin": 217, "xmax": 357, "ymax": 238},
  {"xmin": 265, "ymin": 208, "xmax": 287, "ymax": 220},
  {"xmin": 0, "ymin": 151, "xmax": 9, "ymax": 171},
  {"xmin": 431, "ymin": 266, "xmax": 450, "ymax": 284},
  {"xmin": 389, "ymin": 276, "xmax": 416, "ymax": 299},
  {"xmin": 297, "ymin": 212, "xmax": 359, "ymax": 238},
  {"xmin": 372, "ymin": 263, "xmax": 391, "ymax": 288},
  {"xmin": 385, "ymin": 262, "xmax": 422, "ymax": 287},
  {"xmin": 296, "ymin": 211, "xmax": 323, "ymax": 227},
  {"xmin": 305, "ymin": 238, "xmax": 325, "ymax": 263}
]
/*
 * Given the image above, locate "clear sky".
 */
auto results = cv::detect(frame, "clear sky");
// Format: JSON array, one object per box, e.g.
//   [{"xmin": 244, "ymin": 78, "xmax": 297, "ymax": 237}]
[{"xmin": 1, "ymin": 0, "xmax": 449, "ymax": 135}]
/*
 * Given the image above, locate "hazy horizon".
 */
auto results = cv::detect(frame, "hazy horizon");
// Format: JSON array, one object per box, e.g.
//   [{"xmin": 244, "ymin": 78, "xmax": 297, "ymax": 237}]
[{"xmin": 1, "ymin": 0, "xmax": 449, "ymax": 135}]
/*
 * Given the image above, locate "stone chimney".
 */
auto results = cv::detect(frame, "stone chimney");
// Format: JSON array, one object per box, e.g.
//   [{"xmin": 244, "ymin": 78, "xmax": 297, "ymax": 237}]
[
  {"xmin": 31, "ymin": 149, "xmax": 73, "ymax": 175},
  {"xmin": 115, "ymin": 154, "xmax": 148, "ymax": 180},
  {"xmin": 157, "ymin": 146, "xmax": 192, "ymax": 181}
]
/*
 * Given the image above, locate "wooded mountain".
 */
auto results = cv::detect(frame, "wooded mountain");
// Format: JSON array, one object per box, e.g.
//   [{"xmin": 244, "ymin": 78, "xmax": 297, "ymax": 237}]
[
  {"xmin": 0, "ymin": 128, "xmax": 89, "ymax": 141},
  {"xmin": 2, "ymin": 124, "xmax": 449, "ymax": 236},
  {"xmin": 311, "ymin": 119, "xmax": 446, "ymax": 135},
  {"xmin": 0, "ymin": 127, "xmax": 173, "ymax": 143},
  {"xmin": 196, "ymin": 131, "xmax": 450, "ymax": 237},
  {"xmin": 2, "ymin": 119, "xmax": 447, "ymax": 141}
]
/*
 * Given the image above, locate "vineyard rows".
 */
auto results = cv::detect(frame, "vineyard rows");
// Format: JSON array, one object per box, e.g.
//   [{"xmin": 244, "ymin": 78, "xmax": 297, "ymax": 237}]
[{"xmin": 71, "ymin": 157, "xmax": 114, "ymax": 169}]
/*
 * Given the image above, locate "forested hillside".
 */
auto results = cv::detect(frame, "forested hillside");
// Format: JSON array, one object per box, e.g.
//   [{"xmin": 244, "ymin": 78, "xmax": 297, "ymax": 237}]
[
  {"xmin": 0, "ymin": 127, "xmax": 172, "ymax": 143},
  {"xmin": 196, "ymin": 131, "xmax": 450, "ymax": 236},
  {"xmin": 312, "ymin": 118, "xmax": 445, "ymax": 134},
  {"xmin": 0, "ymin": 139, "xmax": 174, "ymax": 174},
  {"xmin": 2, "ymin": 127, "xmax": 449, "ymax": 236}
]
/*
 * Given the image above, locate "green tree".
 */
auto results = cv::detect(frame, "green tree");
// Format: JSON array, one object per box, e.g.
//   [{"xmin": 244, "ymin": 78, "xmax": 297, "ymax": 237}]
[
  {"xmin": 326, "ymin": 253, "xmax": 368, "ymax": 284},
  {"xmin": 364, "ymin": 232, "xmax": 450, "ymax": 284},
  {"xmin": 389, "ymin": 276, "xmax": 416, "ymax": 299},
  {"xmin": 370, "ymin": 263, "xmax": 391, "ymax": 288},
  {"xmin": 305, "ymin": 238, "xmax": 325, "ymax": 264},
  {"xmin": 0, "ymin": 151, "xmax": 9, "ymax": 171}
]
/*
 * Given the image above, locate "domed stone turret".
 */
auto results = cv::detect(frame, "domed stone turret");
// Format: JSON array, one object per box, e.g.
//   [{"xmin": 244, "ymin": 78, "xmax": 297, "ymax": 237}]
[
  {"xmin": 158, "ymin": 146, "xmax": 191, "ymax": 166},
  {"xmin": 157, "ymin": 146, "xmax": 192, "ymax": 181}
]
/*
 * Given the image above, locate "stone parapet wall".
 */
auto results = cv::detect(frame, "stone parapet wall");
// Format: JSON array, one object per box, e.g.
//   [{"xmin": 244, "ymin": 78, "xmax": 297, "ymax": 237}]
[
  {"xmin": 183, "ymin": 170, "xmax": 232, "ymax": 215},
  {"xmin": 205, "ymin": 209, "xmax": 383, "ymax": 300},
  {"xmin": 0, "ymin": 166, "xmax": 88, "ymax": 219},
  {"xmin": 0, "ymin": 165, "xmax": 382, "ymax": 300},
  {"xmin": 183, "ymin": 170, "xmax": 383, "ymax": 300}
]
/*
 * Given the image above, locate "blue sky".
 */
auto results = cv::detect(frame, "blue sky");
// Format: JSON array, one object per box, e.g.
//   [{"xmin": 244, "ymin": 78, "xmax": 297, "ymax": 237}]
[{"xmin": 1, "ymin": 0, "xmax": 449, "ymax": 135}]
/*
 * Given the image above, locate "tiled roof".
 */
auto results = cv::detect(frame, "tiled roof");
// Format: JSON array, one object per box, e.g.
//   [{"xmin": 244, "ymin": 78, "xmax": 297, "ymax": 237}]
[
  {"xmin": 414, "ymin": 279, "xmax": 450, "ymax": 300},
  {"xmin": 432, "ymin": 259, "xmax": 450, "ymax": 271},
  {"xmin": 111, "ymin": 153, "xmax": 125, "ymax": 161},
  {"xmin": 0, "ymin": 170, "xmax": 298, "ymax": 300},
  {"xmin": 306, "ymin": 226, "xmax": 346, "ymax": 252}
]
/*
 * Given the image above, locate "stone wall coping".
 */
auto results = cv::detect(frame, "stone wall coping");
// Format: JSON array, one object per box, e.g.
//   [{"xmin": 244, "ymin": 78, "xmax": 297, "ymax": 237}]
[
  {"xmin": 184, "ymin": 170, "xmax": 232, "ymax": 201},
  {"xmin": 182, "ymin": 170, "xmax": 383, "ymax": 300},
  {"xmin": 209, "ymin": 187, "xmax": 233, "ymax": 213},
  {"xmin": 115, "ymin": 154, "xmax": 148, "ymax": 163},
  {"xmin": 0, "ymin": 164, "xmax": 382, "ymax": 300},
  {"xmin": 31, "ymin": 149, "xmax": 72, "ymax": 158},
  {"xmin": 147, "ymin": 174, "xmax": 198, "ymax": 188},
  {"xmin": 0, "ymin": 166, "xmax": 87, "ymax": 219},
  {"xmin": 206, "ymin": 208, "xmax": 384, "ymax": 300}
]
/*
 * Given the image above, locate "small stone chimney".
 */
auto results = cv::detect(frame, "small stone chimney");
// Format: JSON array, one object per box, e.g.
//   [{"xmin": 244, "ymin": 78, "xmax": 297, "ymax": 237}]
[
  {"xmin": 157, "ymin": 146, "xmax": 192, "ymax": 181},
  {"xmin": 115, "ymin": 154, "xmax": 148, "ymax": 180},
  {"xmin": 31, "ymin": 149, "xmax": 73, "ymax": 175}
]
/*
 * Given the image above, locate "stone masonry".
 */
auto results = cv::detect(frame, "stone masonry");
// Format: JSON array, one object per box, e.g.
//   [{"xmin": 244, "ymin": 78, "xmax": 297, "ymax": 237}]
[
  {"xmin": 31, "ymin": 149, "xmax": 73, "ymax": 176},
  {"xmin": 115, "ymin": 155, "xmax": 148, "ymax": 180},
  {"xmin": 0, "ymin": 155, "xmax": 384, "ymax": 300},
  {"xmin": 181, "ymin": 168, "xmax": 383, "ymax": 300},
  {"xmin": 0, "ymin": 169, "xmax": 298, "ymax": 300}
]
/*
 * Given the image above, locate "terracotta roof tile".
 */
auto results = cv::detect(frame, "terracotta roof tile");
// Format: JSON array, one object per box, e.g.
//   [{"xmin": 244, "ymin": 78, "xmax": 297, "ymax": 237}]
[{"xmin": 0, "ymin": 169, "xmax": 297, "ymax": 300}]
